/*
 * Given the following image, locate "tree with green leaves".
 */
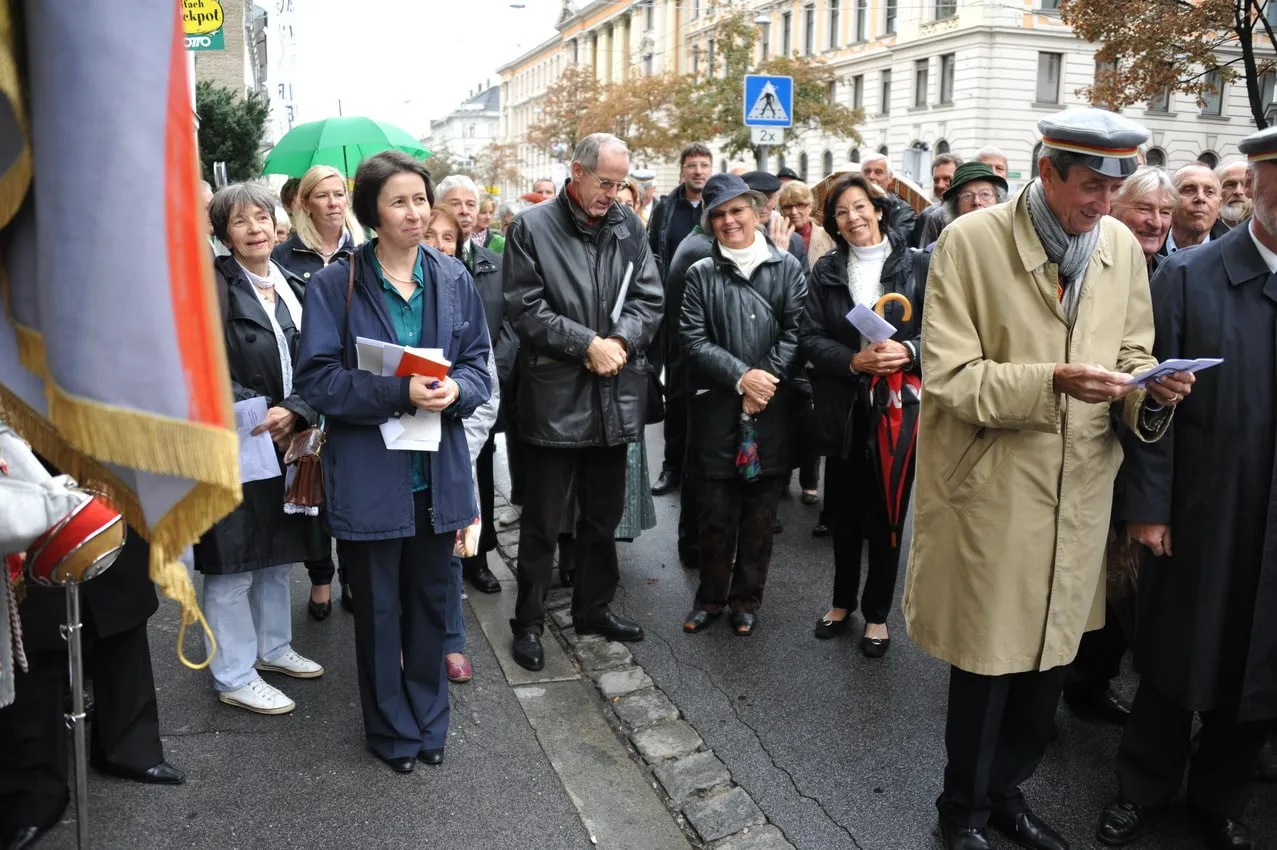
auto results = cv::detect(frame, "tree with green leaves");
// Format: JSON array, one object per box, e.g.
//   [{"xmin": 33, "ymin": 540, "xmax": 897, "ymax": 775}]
[
  {"xmin": 195, "ymin": 81, "xmax": 271, "ymax": 182},
  {"xmin": 1062, "ymin": 0, "xmax": 1277, "ymax": 128}
]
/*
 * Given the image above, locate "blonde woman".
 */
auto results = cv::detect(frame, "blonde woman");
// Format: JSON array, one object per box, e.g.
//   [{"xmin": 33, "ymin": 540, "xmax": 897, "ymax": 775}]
[
  {"xmin": 778, "ymin": 180, "xmax": 836, "ymax": 269},
  {"xmin": 271, "ymin": 164, "xmax": 365, "ymax": 620}
]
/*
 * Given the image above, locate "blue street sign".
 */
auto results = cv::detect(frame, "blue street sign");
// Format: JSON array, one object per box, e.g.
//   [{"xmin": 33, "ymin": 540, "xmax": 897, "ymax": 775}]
[{"xmin": 743, "ymin": 75, "xmax": 793, "ymax": 128}]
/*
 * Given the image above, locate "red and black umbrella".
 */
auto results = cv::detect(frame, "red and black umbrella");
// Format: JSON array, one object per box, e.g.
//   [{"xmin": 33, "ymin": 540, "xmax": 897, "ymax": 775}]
[{"xmin": 866, "ymin": 293, "xmax": 921, "ymax": 547}]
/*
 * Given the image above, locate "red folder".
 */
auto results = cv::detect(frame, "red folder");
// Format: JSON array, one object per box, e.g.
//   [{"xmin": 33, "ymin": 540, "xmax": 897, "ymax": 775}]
[{"xmin": 394, "ymin": 348, "xmax": 451, "ymax": 381}]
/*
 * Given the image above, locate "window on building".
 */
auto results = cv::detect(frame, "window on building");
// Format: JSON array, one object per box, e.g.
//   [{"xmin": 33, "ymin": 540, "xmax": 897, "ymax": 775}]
[
  {"xmin": 822, "ymin": 150, "xmax": 834, "ymax": 177},
  {"xmin": 1201, "ymin": 69, "xmax": 1224, "ymax": 116},
  {"xmin": 646, "ymin": 1, "xmax": 654, "ymax": 28},
  {"xmin": 936, "ymin": 0, "xmax": 957, "ymax": 20},
  {"xmin": 829, "ymin": 0, "xmax": 840, "ymax": 48},
  {"xmin": 914, "ymin": 59, "xmax": 929, "ymax": 107},
  {"xmin": 1198, "ymin": 150, "xmax": 1220, "ymax": 168},
  {"xmin": 1040, "ymin": 0, "xmax": 1060, "ymax": 10},
  {"xmin": 1145, "ymin": 147, "xmax": 1166, "ymax": 167},
  {"xmin": 799, "ymin": 152, "xmax": 809, "ymax": 181},
  {"xmin": 939, "ymin": 53, "xmax": 956, "ymax": 104},
  {"xmin": 856, "ymin": 0, "xmax": 868, "ymax": 41},
  {"xmin": 782, "ymin": 12, "xmax": 792, "ymax": 56},
  {"xmin": 760, "ymin": 22, "xmax": 771, "ymax": 61},
  {"xmin": 721, "ymin": 158, "xmax": 728, "ymax": 173},
  {"xmin": 805, "ymin": 5, "xmax": 816, "ymax": 56},
  {"xmin": 850, "ymin": 147, "xmax": 860, "ymax": 163},
  {"xmin": 878, "ymin": 144, "xmax": 889, "ymax": 156},
  {"xmin": 885, "ymin": 0, "xmax": 898, "ymax": 34},
  {"xmin": 1266, "ymin": 0, "xmax": 1277, "ymax": 25},
  {"xmin": 936, "ymin": 139, "xmax": 950, "ymax": 154},
  {"xmin": 692, "ymin": 46, "xmax": 700, "ymax": 78},
  {"xmin": 691, "ymin": 0, "xmax": 700, "ymax": 18},
  {"xmin": 571, "ymin": 39, "xmax": 579, "ymax": 64},
  {"xmin": 1147, "ymin": 86, "xmax": 1171, "ymax": 113},
  {"xmin": 881, "ymin": 68, "xmax": 892, "ymax": 115},
  {"xmin": 852, "ymin": 74, "xmax": 864, "ymax": 109},
  {"xmin": 708, "ymin": 39, "xmax": 716, "ymax": 75},
  {"xmin": 1030, "ymin": 141, "xmax": 1044, "ymax": 178},
  {"xmin": 1036, "ymin": 52, "xmax": 1062, "ymax": 104},
  {"xmin": 776, "ymin": 154, "xmax": 787, "ymax": 172}
]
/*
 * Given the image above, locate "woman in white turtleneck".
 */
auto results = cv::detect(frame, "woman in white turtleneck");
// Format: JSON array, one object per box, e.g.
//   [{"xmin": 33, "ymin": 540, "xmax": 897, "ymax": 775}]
[{"xmin": 799, "ymin": 173, "xmax": 926, "ymax": 659}]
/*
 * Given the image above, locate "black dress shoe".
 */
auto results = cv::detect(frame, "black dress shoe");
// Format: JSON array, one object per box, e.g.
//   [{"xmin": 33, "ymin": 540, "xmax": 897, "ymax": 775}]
[
  {"xmin": 812, "ymin": 524, "xmax": 830, "ymax": 538},
  {"xmin": 1, "ymin": 825, "xmax": 53, "ymax": 850},
  {"xmin": 934, "ymin": 819, "xmax": 992, "ymax": 850},
  {"xmin": 683, "ymin": 609, "xmax": 720, "ymax": 633},
  {"xmin": 1256, "ymin": 736, "xmax": 1277, "ymax": 781},
  {"xmin": 340, "ymin": 581, "xmax": 354, "ymax": 614},
  {"xmin": 512, "ymin": 633, "xmax": 545, "ymax": 671},
  {"xmin": 772, "ymin": 521, "xmax": 783, "ymax": 534},
  {"xmin": 559, "ymin": 568, "xmax": 574, "ymax": 587},
  {"xmin": 1096, "ymin": 797, "xmax": 1146, "ymax": 847},
  {"xmin": 1198, "ymin": 812, "xmax": 1253, "ymax": 850},
  {"xmin": 308, "ymin": 597, "xmax": 332, "ymax": 621},
  {"xmin": 678, "ymin": 547, "xmax": 699, "ymax": 570},
  {"xmin": 463, "ymin": 562, "xmax": 501, "ymax": 594},
  {"xmin": 651, "ymin": 469, "xmax": 681, "ymax": 495},
  {"xmin": 730, "ymin": 611, "xmax": 757, "ymax": 636},
  {"xmin": 91, "ymin": 758, "xmax": 186, "ymax": 785},
  {"xmin": 813, "ymin": 616, "xmax": 851, "ymax": 639},
  {"xmin": 989, "ymin": 809, "xmax": 1068, "ymax": 850},
  {"xmin": 374, "ymin": 753, "xmax": 415, "ymax": 774},
  {"xmin": 860, "ymin": 630, "xmax": 891, "ymax": 658},
  {"xmin": 418, "ymin": 748, "xmax": 445, "ymax": 766},
  {"xmin": 1064, "ymin": 687, "xmax": 1131, "ymax": 725},
  {"xmin": 575, "ymin": 611, "xmax": 644, "ymax": 642}
]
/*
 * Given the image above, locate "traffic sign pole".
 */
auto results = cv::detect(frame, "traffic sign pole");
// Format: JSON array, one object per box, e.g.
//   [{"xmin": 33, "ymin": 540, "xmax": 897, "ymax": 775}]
[{"xmin": 744, "ymin": 75, "xmax": 792, "ymax": 174}]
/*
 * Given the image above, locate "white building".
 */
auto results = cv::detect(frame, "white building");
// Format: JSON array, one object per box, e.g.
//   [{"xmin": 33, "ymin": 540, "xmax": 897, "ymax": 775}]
[
  {"xmin": 423, "ymin": 85, "xmax": 501, "ymax": 172},
  {"xmin": 264, "ymin": 0, "xmax": 299, "ymax": 145}
]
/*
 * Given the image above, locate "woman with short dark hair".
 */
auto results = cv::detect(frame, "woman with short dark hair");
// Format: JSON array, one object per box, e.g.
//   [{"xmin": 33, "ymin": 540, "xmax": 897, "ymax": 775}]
[
  {"xmin": 801, "ymin": 173, "xmax": 926, "ymax": 658},
  {"xmin": 200, "ymin": 182, "xmax": 326, "ymax": 715},
  {"xmin": 295, "ymin": 150, "xmax": 491, "ymax": 773}
]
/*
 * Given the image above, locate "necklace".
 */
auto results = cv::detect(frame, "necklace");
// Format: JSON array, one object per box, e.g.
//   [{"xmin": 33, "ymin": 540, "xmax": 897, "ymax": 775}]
[{"xmin": 376, "ymin": 248, "xmax": 416, "ymax": 284}]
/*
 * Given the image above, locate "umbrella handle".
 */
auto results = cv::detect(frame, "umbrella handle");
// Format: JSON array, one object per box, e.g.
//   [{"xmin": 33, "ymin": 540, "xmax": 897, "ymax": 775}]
[{"xmin": 874, "ymin": 292, "xmax": 912, "ymax": 322}]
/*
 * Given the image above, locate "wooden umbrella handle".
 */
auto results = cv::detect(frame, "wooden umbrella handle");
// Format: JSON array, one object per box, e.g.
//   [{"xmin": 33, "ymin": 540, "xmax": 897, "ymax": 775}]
[{"xmin": 874, "ymin": 292, "xmax": 912, "ymax": 322}]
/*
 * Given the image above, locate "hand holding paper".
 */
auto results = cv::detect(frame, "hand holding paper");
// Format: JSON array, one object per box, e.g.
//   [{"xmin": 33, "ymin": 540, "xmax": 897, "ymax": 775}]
[
  {"xmin": 1127, "ymin": 358, "xmax": 1222, "ymax": 387},
  {"xmin": 846, "ymin": 303, "xmax": 897, "ymax": 345}
]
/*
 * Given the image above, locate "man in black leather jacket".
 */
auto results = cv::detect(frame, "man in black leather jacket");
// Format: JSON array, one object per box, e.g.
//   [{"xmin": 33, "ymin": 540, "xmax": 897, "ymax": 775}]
[{"xmin": 502, "ymin": 133, "xmax": 664, "ymax": 672}]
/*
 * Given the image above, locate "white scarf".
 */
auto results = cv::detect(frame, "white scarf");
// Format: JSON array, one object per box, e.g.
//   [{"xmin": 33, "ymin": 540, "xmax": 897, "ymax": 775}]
[
  {"xmin": 847, "ymin": 238, "xmax": 889, "ymax": 308},
  {"xmin": 238, "ymin": 260, "xmax": 300, "ymax": 397},
  {"xmin": 719, "ymin": 232, "xmax": 773, "ymax": 280}
]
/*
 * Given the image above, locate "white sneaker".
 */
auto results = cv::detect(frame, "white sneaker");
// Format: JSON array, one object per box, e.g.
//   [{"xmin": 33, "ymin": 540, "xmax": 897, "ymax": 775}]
[
  {"xmin": 218, "ymin": 677, "xmax": 295, "ymax": 715},
  {"xmin": 255, "ymin": 648, "xmax": 324, "ymax": 679},
  {"xmin": 496, "ymin": 506, "xmax": 522, "ymax": 528}
]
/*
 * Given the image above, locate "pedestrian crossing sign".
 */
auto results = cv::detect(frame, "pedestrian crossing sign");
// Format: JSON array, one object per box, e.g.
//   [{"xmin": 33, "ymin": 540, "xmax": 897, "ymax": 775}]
[{"xmin": 743, "ymin": 75, "xmax": 793, "ymax": 128}]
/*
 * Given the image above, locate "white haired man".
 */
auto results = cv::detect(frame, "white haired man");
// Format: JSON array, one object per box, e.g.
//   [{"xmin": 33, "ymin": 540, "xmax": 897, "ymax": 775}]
[{"xmin": 859, "ymin": 153, "xmax": 917, "ymax": 242}]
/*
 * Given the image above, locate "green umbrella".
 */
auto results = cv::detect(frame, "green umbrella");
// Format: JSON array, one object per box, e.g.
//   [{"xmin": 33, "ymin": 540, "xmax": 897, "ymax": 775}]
[{"xmin": 262, "ymin": 116, "xmax": 431, "ymax": 178}]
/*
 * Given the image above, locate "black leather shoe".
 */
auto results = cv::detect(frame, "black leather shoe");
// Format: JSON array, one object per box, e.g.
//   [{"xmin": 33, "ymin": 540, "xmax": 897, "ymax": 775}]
[
  {"xmin": 513, "ymin": 633, "xmax": 545, "ymax": 671},
  {"xmin": 730, "ymin": 611, "xmax": 757, "ymax": 636},
  {"xmin": 1256, "ymin": 736, "xmax": 1277, "ymax": 781},
  {"xmin": 772, "ymin": 521, "xmax": 783, "ymax": 534},
  {"xmin": 683, "ymin": 609, "xmax": 721, "ymax": 633},
  {"xmin": 989, "ymin": 809, "xmax": 1068, "ymax": 850},
  {"xmin": 860, "ymin": 628, "xmax": 891, "ymax": 658},
  {"xmin": 651, "ymin": 469, "xmax": 681, "ymax": 495},
  {"xmin": 418, "ymin": 748, "xmax": 445, "ymax": 766},
  {"xmin": 1064, "ymin": 687, "xmax": 1131, "ymax": 725},
  {"xmin": 463, "ymin": 563, "xmax": 501, "ymax": 594},
  {"xmin": 559, "ymin": 568, "xmax": 574, "ymax": 587},
  {"xmin": 933, "ymin": 819, "xmax": 992, "ymax": 850},
  {"xmin": 812, "ymin": 524, "xmax": 830, "ymax": 538},
  {"xmin": 308, "ymin": 597, "xmax": 332, "ymax": 621},
  {"xmin": 1198, "ymin": 812, "xmax": 1253, "ymax": 850},
  {"xmin": 678, "ymin": 547, "xmax": 699, "ymax": 570},
  {"xmin": 374, "ymin": 753, "xmax": 414, "ymax": 774},
  {"xmin": 340, "ymin": 581, "xmax": 354, "ymax": 614},
  {"xmin": 814, "ymin": 616, "xmax": 851, "ymax": 639},
  {"xmin": 575, "ymin": 611, "xmax": 644, "ymax": 642},
  {"xmin": 1096, "ymin": 797, "xmax": 1146, "ymax": 847},
  {"xmin": 91, "ymin": 758, "xmax": 186, "ymax": 785},
  {"xmin": 1, "ymin": 825, "xmax": 53, "ymax": 850}
]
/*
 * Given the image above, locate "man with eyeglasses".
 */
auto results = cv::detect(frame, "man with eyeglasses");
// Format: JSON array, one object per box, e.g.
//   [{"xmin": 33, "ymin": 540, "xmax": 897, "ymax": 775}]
[{"xmin": 502, "ymin": 133, "xmax": 664, "ymax": 672}]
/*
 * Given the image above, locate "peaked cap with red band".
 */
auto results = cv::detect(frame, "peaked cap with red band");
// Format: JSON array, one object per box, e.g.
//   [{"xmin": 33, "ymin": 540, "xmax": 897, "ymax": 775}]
[
  {"xmin": 1239, "ymin": 126, "xmax": 1277, "ymax": 163},
  {"xmin": 1038, "ymin": 107, "xmax": 1149, "ymax": 178}
]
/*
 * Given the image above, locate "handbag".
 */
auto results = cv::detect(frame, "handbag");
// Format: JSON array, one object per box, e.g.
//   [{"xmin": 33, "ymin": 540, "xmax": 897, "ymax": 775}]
[{"xmin": 282, "ymin": 257, "xmax": 355, "ymax": 513}]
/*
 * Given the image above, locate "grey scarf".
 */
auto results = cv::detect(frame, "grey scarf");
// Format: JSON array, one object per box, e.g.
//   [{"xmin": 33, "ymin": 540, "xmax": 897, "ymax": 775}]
[{"xmin": 1026, "ymin": 179, "xmax": 1100, "ymax": 322}]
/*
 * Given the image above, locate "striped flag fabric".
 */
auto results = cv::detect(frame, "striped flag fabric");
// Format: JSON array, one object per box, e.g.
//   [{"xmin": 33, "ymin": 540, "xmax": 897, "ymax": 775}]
[{"xmin": 0, "ymin": 0, "xmax": 240, "ymax": 664}]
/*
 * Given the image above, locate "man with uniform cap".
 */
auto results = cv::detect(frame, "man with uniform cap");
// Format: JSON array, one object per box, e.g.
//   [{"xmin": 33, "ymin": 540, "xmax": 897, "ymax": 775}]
[
  {"xmin": 1095, "ymin": 124, "xmax": 1277, "ymax": 850},
  {"xmin": 741, "ymin": 170, "xmax": 808, "ymax": 268},
  {"xmin": 631, "ymin": 168, "xmax": 657, "ymax": 226},
  {"xmin": 904, "ymin": 107, "xmax": 1195, "ymax": 850}
]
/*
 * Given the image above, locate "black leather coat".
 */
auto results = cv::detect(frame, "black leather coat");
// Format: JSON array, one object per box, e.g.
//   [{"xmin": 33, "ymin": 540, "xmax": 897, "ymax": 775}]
[
  {"xmin": 465, "ymin": 242, "xmax": 517, "ymax": 429},
  {"xmin": 196, "ymin": 255, "xmax": 324, "ymax": 574},
  {"xmin": 270, "ymin": 231, "xmax": 355, "ymax": 286},
  {"xmin": 680, "ymin": 242, "xmax": 807, "ymax": 479},
  {"xmin": 503, "ymin": 186, "xmax": 664, "ymax": 448},
  {"xmin": 799, "ymin": 233, "xmax": 927, "ymax": 459}
]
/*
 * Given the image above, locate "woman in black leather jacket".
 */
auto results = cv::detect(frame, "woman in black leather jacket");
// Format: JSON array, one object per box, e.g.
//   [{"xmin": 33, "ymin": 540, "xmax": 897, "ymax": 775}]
[{"xmin": 799, "ymin": 173, "xmax": 926, "ymax": 658}]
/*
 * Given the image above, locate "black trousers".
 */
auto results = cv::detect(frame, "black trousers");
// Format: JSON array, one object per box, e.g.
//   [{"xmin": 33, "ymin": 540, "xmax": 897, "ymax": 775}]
[
  {"xmin": 503, "ymin": 381, "xmax": 525, "ymax": 506},
  {"xmin": 939, "ymin": 665, "xmax": 1067, "ymax": 828},
  {"xmin": 476, "ymin": 432, "xmax": 498, "ymax": 553},
  {"xmin": 662, "ymin": 352, "xmax": 687, "ymax": 476},
  {"xmin": 511, "ymin": 444, "xmax": 627, "ymax": 635},
  {"xmin": 695, "ymin": 475, "xmax": 786, "ymax": 613},
  {"xmin": 0, "ymin": 622, "xmax": 163, "ymax": 830},
  {"xmin": 1064, "ymin": 608, "xmax": 1127, "ymax": 699},
  {"xmin": 304, "ymin": 520, "xmax": 342, "ymax": 588},
  {"xmin": 337, "ymin": 491, "xmax": 453, "ymax": 760},
  {"xmin": 825, "ymin": 452, "xmax": 910, "ymax": 624},
  {"xmin": 677, "ymin": 402, "xmax": 700, "ymax": 562},
  {"xmin": 1116, "ymin": 680, "xmax": 1266, "ymax": 818}
]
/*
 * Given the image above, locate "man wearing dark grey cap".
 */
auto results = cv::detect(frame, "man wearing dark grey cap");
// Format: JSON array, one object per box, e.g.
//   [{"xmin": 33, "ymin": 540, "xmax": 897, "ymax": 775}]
[
  {"xmin": 776, "ymin": 166, "xmax": 801, "ymax": 185},
  {"xmin": 741, "ymin": 170, "xmax": 809, "ymax": 268},
  {"xmin": 1095, "ymin": 124, "xmax": 1277, "ymax": 850},
  {"xmin": 904, "ymin": 107, "xmax": 1196, "ymax": 850}
]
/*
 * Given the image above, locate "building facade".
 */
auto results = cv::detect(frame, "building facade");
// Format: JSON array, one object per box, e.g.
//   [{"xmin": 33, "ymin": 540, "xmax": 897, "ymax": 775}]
[{"xmin": 423, "ymin": 85, "xmax": 502, "ymax": 173}]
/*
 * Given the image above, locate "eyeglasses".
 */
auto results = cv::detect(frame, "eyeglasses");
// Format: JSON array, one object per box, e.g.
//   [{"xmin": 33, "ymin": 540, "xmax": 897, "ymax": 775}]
[
  {"xmin": 958, "ymin": 190, "xmax": 998, "ymax": 204},
  {"xmin": 780, "ymin": 203, "xmax": 811, "ymax": 212},
  {"xmin": 834, "ymin": 202, "xmax": 876, "ymax": 219},
  {"xmin": 582, "ymin": 166, "xmax": 627, "ymax": 193}
]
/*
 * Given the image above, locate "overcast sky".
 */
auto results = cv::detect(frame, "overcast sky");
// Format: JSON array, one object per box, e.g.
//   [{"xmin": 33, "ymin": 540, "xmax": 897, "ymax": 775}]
[{"xmin": 292, "ymin": 0, "xmax": 566, "ymax": 138}]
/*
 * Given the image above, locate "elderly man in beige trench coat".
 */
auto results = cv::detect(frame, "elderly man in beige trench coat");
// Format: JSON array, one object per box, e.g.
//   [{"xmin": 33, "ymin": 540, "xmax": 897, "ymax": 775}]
[{"xmin": 903, "ymin": 108, "xmax": 1196, "ymax": 850}]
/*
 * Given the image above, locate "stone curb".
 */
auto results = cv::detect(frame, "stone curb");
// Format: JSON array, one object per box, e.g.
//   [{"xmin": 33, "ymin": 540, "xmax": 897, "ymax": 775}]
[{"xmin": 491, "ymin": 489, "xmax": 796, "ymax": 850}]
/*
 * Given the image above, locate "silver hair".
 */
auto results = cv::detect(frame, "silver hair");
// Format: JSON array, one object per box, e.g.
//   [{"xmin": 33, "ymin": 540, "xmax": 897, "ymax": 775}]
[
  {"xmin": 943, "ymin": 182, "xmax": 1010, "ymax": 220},
  {"xmin": 1215, "ymin": 157, "xmax": 1247, "ymax": 180},
  {"xmin": 860, "ymin": 152, "xmax": 889, "ymax": 170},
  {"xmin": 496, "ymin": 199, "xmax": 527, "ymax": 222},
  {"xmin": 1112, "ymin": 165, "xmax": 1178, "ymax": 212},
  {"xmin": 208, "ymin": 182, "xmax": 277, "ymax": 243},
  {"xmin": 975, "ymin": 146, "xmax": 1008, "ymax": 164},
  {"xmin": 572, "ymin": 133, "xmax": 629, "ymax": 171},
  {"xmin": 701, "ymin": 191, "xmax": 768, "ymax": 232},
  {"xmin": 435, "ymin": 174, "xmax": 481, "ymax": 203}
]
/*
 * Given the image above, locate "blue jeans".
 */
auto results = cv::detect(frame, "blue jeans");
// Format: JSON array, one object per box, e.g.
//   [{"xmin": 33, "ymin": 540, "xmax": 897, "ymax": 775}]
[
  {"xmin": 201, "ymin": 564, "xmax": 295, "ymax": 692},
  {"xmin": 444, "ymin": 556, "xmax": 465, "ymax": 655}
]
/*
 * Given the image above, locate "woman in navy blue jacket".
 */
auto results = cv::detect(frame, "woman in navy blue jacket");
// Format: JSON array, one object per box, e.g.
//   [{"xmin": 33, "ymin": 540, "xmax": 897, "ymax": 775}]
[{"xmin": 294, "ymin": 151, "xmax": 491, "ymax": 774}]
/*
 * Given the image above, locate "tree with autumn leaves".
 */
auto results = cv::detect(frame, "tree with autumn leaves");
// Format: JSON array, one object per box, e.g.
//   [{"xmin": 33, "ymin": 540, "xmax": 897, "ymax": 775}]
[
  {"xmin": 1063, "ymin": 0, "xmax": 1277, "ymax": 127},
  {"xmin": 526, "ymin": 10, "xmax": 862, "ymax": 163}
]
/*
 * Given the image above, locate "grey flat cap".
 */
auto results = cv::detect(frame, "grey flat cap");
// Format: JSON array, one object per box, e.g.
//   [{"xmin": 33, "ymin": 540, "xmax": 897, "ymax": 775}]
[
  {"xmin": 630, "ymin": 168, "xmax": 656, "ymax": 183},
  {"xmin": 1038, "ymin": 107, "xmax": 1149, "ymax": 178},
  {"xmin": 1238, "ymin": 126, "xmax": 1277, "ymax": 162}
]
